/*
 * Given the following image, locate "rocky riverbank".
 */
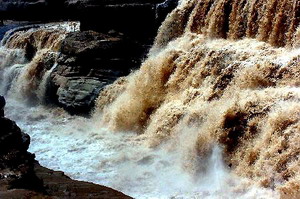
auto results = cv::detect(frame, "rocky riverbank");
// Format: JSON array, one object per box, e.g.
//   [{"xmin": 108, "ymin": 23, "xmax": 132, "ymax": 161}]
[{"xmin": 0, "ymin": 97, "xmax": 132, "ymax": 199}]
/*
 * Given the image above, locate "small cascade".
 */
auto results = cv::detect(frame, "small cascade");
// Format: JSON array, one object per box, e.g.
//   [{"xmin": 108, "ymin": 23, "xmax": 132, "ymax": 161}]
[{"xmin": 0, "ymin": 22, "xmax": 79, "ymax": 104}]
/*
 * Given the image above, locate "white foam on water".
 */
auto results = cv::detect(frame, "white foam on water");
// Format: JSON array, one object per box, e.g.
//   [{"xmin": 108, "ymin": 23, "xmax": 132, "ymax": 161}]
[
  {"xmin": 0, "ymin": 19, "xmax": 283, "ymax": 199},
  {"xmin": 5, "ymin": 99, "xmax": 279, "ymax": 199}
]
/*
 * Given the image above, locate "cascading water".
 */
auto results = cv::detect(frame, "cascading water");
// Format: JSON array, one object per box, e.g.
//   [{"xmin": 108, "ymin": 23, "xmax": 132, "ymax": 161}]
[
  {"xmin": 0, "ymin": 22, "xmax": 80, "ymax": 101},
  {"xmin": 1, "ymin": 0, "xmax": 300, "ymax": 198},
  {"xmin": 95, "ymin": 0, "xmax": 300, "ymax": 198}
]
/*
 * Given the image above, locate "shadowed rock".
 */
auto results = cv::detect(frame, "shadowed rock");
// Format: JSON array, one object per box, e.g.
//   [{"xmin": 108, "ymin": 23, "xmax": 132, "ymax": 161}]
[
  {"xmin": 0, "ymin": 0, "xmax": 178, "ymax": 43},
  {"xmin": 0, "ymin": 96, "xmax": 132, "ymax": 198}
]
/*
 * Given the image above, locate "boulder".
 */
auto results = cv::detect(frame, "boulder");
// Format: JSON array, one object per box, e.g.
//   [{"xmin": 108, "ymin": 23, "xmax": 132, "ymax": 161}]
[
  {"xmin": 60, "ymin": 30, "xmax": 133, "ymax": 58},
  {"xmin": 49, "ymin": 30, "xmax": 144, "ymax": 114},
  {"xmin": 0, "ymin": 118, "xmax": 30, "ymax": 155},
  {"xmin": 56, "ymin": 77, "xmax": 106, "ymax": 114},
  {"xmin": 0, "ymin": 109, "xmax": 43, "ymax": 193}
]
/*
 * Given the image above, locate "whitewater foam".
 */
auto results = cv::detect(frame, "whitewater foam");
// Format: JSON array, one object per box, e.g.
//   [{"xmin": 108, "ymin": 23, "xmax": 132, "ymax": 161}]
[
  {"xmin": 5, "ymin": 99, "xmax": 279, "ymax": 199},
  {"xmin": 1, "ymin": 1, "xmax": 300, "ymax": 198}
]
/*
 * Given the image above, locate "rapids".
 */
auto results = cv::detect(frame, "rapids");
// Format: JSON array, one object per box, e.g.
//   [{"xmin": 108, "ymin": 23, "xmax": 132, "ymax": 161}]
[
  {"xmin": 1, "ymin": 0, "xmax": 300, "ymax": 198},
  {"xmin": 5, "ymin": 99, "xmax": 278, "ymax": 198}
]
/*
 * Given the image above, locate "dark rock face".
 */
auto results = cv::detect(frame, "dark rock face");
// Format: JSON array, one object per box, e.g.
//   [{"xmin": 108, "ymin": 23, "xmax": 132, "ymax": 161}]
[
  {"xmin": 66, "ymin": 0, "xmax": 178, "ymax": 42},
  {"xmin": 49, "ymin": 30, "xmax": 144, "ymax": 114},
  {"xmin": 0, "ymin": 105, "xmax": 44, "ymax": 193},
  {"xmin": 76, "ymin": 3, "xmax": 158, "ymax": 42},
  {"xmin": 0, "ymin": 0, "xmax": 179, "ymax": 115},
  {"xmin": 0, "ymin": 0, "xmax": 64, "ymax": 21},
  {"xmin": 0, "ymin": 97, "xmax": 132, "ymax": 198},
  {"xmin": 0, "ymin": 0, "xmax": 47, "ymax": 12},
  {"xmin": 1, "ymin": 0, "xmax": 178, "ymax": 42},
  {"xmin": 156, "ymin": 0, "xmax": 178, "ymax": 23},
  {"xmin": 0, "ymin": 0, "xmax": 65, "ymax": 21},
  {"xmin": 33, "ymin": 164, "xmax": 131, "ymax": 199},
  {"xmin": 0, "ymin": 95, "xmax": 5, "ymax": 117},
  {"xmin": 0, "ymin": 118, "xmax": 30, "ymax": 154}
]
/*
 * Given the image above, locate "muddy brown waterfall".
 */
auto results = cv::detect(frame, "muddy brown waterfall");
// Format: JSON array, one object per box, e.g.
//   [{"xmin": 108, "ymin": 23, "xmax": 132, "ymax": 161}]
[
  {"xmin": 96, "ymin": 0, "xmax": 300, "ymax": 198},
  {"xmin": 1, "ymin": 0, "xmax": 300, "ymax": 198},
  {"xmin": 153, "ymin": 0, "xmax": 300, "ymax": 49},
  {"xmin": 0, "ymin": 23, "xmax": 78, "ymax": 103}
]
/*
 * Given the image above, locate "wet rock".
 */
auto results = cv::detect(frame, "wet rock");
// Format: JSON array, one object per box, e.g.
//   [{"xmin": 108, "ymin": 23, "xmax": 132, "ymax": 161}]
[
  {"xmin": 0, "ymin": 95, "xmax": 5, "ymax": 117},
  {"xmin": 156, "ymin": 0, "xmax": 178, "ymax": 23},
  {"xmin": 60, "ymin": 30, "xmax": 133, "ymax": 59},
  {"xmin": 0, "ymin": 118, "xmax": 30, "ymax": 154},
  {"xmin": 0, "ymin": 106, "xmax": 44, "ymax": 193},
  {"xmin": 33, "ymin": 163, "xmax": 132, "ymax": 199},
  {"xmin": 56, "ymin": 78, "xmax": 106, "ymax": 114},
  {"xmin": 49, "ymin": 31, "xmax": 143, "ymax": 114},
  {"xmin": 0, "ymin": 97, "xmax": 132, "ymax": 198}
]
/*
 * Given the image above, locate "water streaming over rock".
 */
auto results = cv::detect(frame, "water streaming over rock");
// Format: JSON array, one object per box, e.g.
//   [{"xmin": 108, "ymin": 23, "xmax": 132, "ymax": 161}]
[
  {"xmin": 94, "ymin": 0, "xmax": 300, "ymax": 198},
  {"xmin": 0, "ymin": 22, "xmax": 79, "ymax": 102},
  {"xmin": 152, "ymin": 0, "xmax": 300, "ymax": 50},
  {"xmin": 1, "ymin": 0, "xmax": 300, "ymax": 198}
]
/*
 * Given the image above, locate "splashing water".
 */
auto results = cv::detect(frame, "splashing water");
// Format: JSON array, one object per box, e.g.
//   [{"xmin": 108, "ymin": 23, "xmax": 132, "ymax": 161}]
[
  {"xmin": 2, "ymin": 0, "xmax": 300, "ymax": 198},
  {"xmin": 4, "ymin": 99, "xmax": 279, "ymax": 199},
  {"xmin": 0, "ymin": 22, "xmax": 78, "ymax": 101},
  {"xmin": 0, "ymin": 24, "xmax": 279, "ymax": 198},
  {"xmin": 94, "ymin": 0, "xmax": 300, "ymax": 198}
]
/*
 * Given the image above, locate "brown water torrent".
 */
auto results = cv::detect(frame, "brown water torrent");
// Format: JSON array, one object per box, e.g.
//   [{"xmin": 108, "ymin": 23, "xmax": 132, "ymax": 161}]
[
  {"xmin": 1, "ymin": 2, "xmax": 300, "ymax": 198},
  {"xmin": 152, "ymin": 0, "xmax": 300, "ymax": 50},
  {"xmin": 0, "ymin": 23, "xmax": 79, "ymax": 102},
  {"xmin": 95, "ymin": 0, "xmax": 300, "ymax": 198}
]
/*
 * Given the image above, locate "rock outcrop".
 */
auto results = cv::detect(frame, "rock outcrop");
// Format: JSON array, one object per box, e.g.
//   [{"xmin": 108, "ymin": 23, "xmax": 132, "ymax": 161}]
[
  {"xmin": 65, "ymin": 0, "xmax": 178, "ymax": 42},
  {"xmin": 0, "ymin": 0, "xmax": 179, "ymax": 115},
  {"xmin": 0, "ymin": 0, "xmax": 178, "ymax": 42},
  {"xmin": 0, "ymin": 97, "xmax": 132, "ymax": 198},
  {"xmin": 0, "ymin": 116, "xmax": 43, "ymax": 193},
  {"xmin": 48, "ymin": 30, "xmax": 144, "ymax": 114},
  {"xmin": 0, "ymin": 0, "xmax": 64, "ymax": 21}
]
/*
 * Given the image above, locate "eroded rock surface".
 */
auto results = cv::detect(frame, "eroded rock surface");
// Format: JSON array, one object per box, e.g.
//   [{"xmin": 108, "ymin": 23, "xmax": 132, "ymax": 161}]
[{"xmin": 49, "ymin": 30, "xmax": 144, "ymax": 114}]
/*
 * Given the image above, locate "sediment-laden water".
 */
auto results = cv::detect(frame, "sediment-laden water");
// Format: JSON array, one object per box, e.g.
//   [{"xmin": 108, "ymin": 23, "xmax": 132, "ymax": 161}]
[{"xmin": 1, "ymin": 0, "xmax": 300, "ymax": 198}]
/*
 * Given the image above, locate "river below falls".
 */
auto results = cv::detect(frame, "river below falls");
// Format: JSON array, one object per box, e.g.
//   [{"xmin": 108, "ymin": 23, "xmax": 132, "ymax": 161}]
[{"xmin": 4, "ymin": 97, "xmax": 280, "ymax": 199}]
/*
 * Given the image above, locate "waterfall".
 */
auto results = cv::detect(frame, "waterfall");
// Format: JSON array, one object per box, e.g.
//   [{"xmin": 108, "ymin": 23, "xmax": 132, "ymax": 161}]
[
  {"xmin": 1, "ymin": 1, "xmax": 300, "ymax": 198},
  {"xmin": 0, "ymin": 22, "xmax": 79, "ymax": 103},
  {"xmin": 94, "ymin": 0, "xmax": 300, "ymax": 198}
]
